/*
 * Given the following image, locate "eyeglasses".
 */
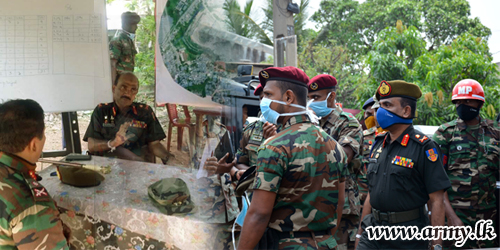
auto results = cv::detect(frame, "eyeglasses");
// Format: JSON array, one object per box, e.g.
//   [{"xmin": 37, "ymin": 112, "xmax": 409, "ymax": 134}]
[{"xmin": 118, "ymin": 85, "xmax": 138, "ymax": 94}]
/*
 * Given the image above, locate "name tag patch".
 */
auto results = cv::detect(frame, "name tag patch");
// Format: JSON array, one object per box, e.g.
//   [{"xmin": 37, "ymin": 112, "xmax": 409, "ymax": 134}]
[{"xmin": 392, "ymin": 156, "xmax": 414, "ymax": 168}]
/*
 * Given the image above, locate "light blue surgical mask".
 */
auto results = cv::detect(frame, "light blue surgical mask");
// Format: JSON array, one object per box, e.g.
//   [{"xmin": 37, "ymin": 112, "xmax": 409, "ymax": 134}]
[
  {"xmin": 232, "ymin": 193, "xmax": 250, "ymax": 249},
  {"xmin": 376, "ymin": 107, "xmax": 413, "ymax": 129},
  {"xmin": 309, "ymin": 92, "xmax": 334, "ymax": 117},
  {"xmin": 259, "ymin": 97, "xmax": 309, "ymax": 124},
  {"xmin": 127, "ymin": 33, "xmax": 136, "ymax": 40}
]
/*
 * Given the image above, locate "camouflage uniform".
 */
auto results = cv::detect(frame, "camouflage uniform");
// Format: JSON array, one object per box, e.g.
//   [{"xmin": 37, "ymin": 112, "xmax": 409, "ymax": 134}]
[
  {"xmin": 252, "ymin": 114, "xmax": 348, "ymax": 249},
  {"xmin": 109, "ymin": 30, "xmax": 137, "ymax": 73},
  {"xmin": 0, "ymin": 152, "xmax": 69, "ymax": 250},
  {"xmin": 236, "ymin": 120, "xmax": 265, "ymax": 168},
  {"xmin": 357, "ymin": 127, "xmax": 376, "ymax": 207},
  {"xmin": 433, "ymin": 117, "xmax": 500, "ymax": 248},
  {"xmin": 319, "ymin": 107, "xmax": 363, "ymax": 250},
  {"xmin": 83, "ymin": 102, "xmax": 166, "ymax": 159}
]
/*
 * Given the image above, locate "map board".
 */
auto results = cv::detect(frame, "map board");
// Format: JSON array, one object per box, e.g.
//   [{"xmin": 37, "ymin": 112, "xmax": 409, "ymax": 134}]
[{"xmin": 0, "ymin": 0, "xmax": 112, "ymax": 112}]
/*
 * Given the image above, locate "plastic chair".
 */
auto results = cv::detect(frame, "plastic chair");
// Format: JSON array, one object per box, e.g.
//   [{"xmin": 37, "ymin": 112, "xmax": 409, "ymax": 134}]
[{"xmin": 166, "ymin": 104, "xmax": 194, "ymax": 152}]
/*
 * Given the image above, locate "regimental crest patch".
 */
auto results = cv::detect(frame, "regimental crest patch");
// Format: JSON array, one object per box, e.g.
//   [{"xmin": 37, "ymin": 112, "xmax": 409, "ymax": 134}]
[
  {"xmin": 379, "ymin": 81, "xmax": 392, "ymax": 96},
  {"xmin": 426, "ymin": 148, "xmax": 439, "ymax": 162},
  {"xmin": 260, "ymin": 70, "xmax": 269, "ymax": 79},
  {"xmin": 392, "ymin": 156, "xmax": 414, "ymax": 168}
]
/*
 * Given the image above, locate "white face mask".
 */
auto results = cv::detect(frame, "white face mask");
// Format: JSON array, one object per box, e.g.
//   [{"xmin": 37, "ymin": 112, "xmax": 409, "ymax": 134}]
[{"xmin": 259, "ymin": 98, "xmax": 319, "ymax": 125}]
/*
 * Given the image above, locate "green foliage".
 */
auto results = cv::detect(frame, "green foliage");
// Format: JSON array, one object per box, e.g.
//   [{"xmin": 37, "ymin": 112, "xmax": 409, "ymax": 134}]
[
  {"xmin": 223, "ymin": 0, "xmax": 272, "ymax": 45},
  {"xmin": 362, "ymin": 23, "xmax": 499, "ymax": 125}
]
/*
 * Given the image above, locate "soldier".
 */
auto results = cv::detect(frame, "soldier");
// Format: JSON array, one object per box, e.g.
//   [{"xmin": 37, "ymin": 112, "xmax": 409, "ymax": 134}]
[
  {"xmin": 355, "ymin": 80, "xmax": 451, "ymax": 250},
  {"xmin": 109, "ymin": 12, "xmax": 141, "ymax": 83},
  {"xmin": 357, "ymin": 97, "xmax": 377, "ymax": 208},
  {"xmin": 237, "ymin": 66, "xmax": 348, "ymax": 249},
  {"xmin": 433, "ymin": 79, "xmax": 499, "ymax": 248},
  {"xmin": 307, "ymin": 74, "xmax": 363, "ymax": 250},
  {"xmin": 84, "ymin": 72, "xmax": 169, "ymax": 163},
  {"xmin": 0, "ymin": 99, "xmax": 70, "ymax": 250}
]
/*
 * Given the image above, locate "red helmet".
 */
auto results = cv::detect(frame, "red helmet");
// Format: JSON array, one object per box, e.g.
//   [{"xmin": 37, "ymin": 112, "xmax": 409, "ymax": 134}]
[{"xmin": 451, "ymin": 79, "xmax": 485, "ymax": 102}]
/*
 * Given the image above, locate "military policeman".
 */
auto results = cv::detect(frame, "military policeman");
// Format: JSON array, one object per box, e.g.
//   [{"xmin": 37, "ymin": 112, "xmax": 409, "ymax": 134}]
[
  {"xmin": 355, "ymin": 80, "xmax": 451, "ymax": 250},
  {"xmin": 357, "ymin": 97, "xmax": 377, "ymax": 207},
  {"xmin": 433, "ymin": 79, "xmax": 499, "ymax": 248},
  {"xmin": 307, "ymin": 74, "xmax": 363, "ymax": 250},
  {"xmin": 109, "ymin": 12, "xmax": 141, "ymax": 83},
  {"xmin": 84, "ymin": 72, "xmax": 169, "ymax": 163},
  {"xmin": 237, "ymin": 66, "xmax": 348, "ymax": 250},
  {"xmin": 0, "ymin": 99, "xmax": 70, "ymax": 250}
]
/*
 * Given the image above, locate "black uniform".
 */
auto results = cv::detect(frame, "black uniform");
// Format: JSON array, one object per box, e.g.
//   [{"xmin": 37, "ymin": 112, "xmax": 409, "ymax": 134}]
[
  {"xmin": 358, "ymin": 125, "xmax": 451, "ymax": 249},
  {"xmin": 83, "ymin": 102, "xmax": 166, "ymax": 158}
]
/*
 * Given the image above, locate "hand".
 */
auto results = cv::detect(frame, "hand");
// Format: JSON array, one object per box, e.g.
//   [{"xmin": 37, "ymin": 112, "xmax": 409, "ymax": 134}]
[
  {"xmin": 354, "ymin": 237, "xmax": 360, "ymax": 249},
  {"xmin": 236, "ymin": 169, "xmax": 245, "ymax": 180},
  {"xmin": 204, "ymin": 153, "xmax": 235, "ymax": 175},
  {"xmin": 448, "ymin": 214, "xmax": 464, "ymax": 227},
  {"xmin": 263, "ymin": 122, "xmax": 277, "ymax": 139},
  {"xmin": 111, "ymin": 122, "xmax": 133, "ymax": 147}
]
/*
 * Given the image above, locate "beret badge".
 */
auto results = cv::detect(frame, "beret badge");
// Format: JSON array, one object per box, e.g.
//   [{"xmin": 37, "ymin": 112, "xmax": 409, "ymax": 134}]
[
  {"xmin": 260, "ymin": 70, "xmax": 269, "ymax": 79},
  {"xmin": 379, "ymin": 81, "xmax": 392, "ymax": 96},
  {"xmin": 310, "ymin": 82, "xmax": 318, "ymax": 90}
]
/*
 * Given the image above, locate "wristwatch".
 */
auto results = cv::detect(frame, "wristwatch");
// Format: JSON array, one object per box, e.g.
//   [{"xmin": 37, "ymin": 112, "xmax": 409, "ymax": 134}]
[
  {"xmin": 107, "ymin": 140, "xmax": 116, "ymax": 152},
  {"xmin": 432, "ymin": 244, "xmax": 442, "ymax": 250}
]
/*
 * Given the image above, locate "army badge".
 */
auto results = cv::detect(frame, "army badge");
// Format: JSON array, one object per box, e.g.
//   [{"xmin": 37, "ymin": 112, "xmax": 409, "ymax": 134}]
[
  {"xmin": 401, "ymin": 134, "xmax": 409, "ymax": 147},
  {"xmin": 378, "ymin": 81, "xmax": 392, "ymax": 96},
  {"xmin": 426, "ymin": 148, "xmax": 439, "ymax": 162},
  {"xmin": 260, "ymin": 70, "xmax": 269, "ymax": 79},
  {"xmin": 310, "ymin": 82, "xmax": 318, "ymax": 90}
]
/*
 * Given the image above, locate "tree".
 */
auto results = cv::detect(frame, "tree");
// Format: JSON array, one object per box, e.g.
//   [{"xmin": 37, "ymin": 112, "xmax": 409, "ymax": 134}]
[
  {"xmin": 223, "ymin": 0, "xmax": 272, "ymax": 44},
  {"xmin": 362, "ymin": 22, "xmax": 499, "ymax": 125},
  {"xmin": 312, "ymin": 0, "xmax": 491, "ymax": 58}
]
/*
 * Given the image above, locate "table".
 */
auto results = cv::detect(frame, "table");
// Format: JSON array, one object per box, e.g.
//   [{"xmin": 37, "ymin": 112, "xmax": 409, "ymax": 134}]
[{"xmin": 39, "ymin": 156, "xmax": 239, "ymax": 250}]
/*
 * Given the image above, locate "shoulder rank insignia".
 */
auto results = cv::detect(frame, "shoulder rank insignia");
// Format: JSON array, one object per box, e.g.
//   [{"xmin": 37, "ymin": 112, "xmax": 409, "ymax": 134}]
[
  {"xmin": 401, "ymin": 134, "xmax": 409, "ymax": 147},
  {"xmin": 419, "ymin": 135, "xmax": 428, "ymax": 143},
  {"xmin": 392, "ymin": 156, "xmax": 414, "ymax": 168},
  {"xmin": 426, "ymin": 148, "xmax": 439, "ymax": 162}
]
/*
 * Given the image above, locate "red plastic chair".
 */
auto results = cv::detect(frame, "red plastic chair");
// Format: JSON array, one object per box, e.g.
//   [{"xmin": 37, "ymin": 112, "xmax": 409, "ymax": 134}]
[{"xmin": 166, "ymin": 104, "xmax": 194, "ymax": 152}]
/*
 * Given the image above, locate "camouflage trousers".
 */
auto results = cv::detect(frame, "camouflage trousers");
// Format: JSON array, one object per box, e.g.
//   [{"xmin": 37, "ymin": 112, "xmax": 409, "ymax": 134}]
[
  {"xmin": 444, "ymin": 208, "xmax": 499, "ymax": 249},
  {"xmin": 334, "ymin": 214, "xmax": 359, "ymax": 250},
  {"xmin": 278, "ymin": 234, "xmax": 338, "ymax": 250}
]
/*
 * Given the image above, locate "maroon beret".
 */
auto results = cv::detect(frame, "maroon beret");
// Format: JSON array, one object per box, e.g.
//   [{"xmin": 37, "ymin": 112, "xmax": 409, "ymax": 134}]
[
  {"xmin": 254, "ymin": 84, "xmax": 263, "ymax": 96},
  {"xmin": 258, "ymin": 66, "xmax": 309, "ymax": 88},
  {"xmin": 307, "ymin": 74, "xmax": 337, "ymax": 92}
]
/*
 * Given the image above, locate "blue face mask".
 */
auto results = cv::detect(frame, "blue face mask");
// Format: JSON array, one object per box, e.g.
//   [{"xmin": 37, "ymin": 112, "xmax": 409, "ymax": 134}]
[
  {"xmin": 309, "ymin": 92, "xmax": 334, "ymax": 117},
  {"xmin": 128, "ymin": 33, "xmax": 136, "ymax": 40},
  {"xmin": 259, "ymin": 97, "xmax": 308, "ymax": 124},
  {"xmin": 376, "ymin": 107, "xmax": 413, "ymax": 129}
]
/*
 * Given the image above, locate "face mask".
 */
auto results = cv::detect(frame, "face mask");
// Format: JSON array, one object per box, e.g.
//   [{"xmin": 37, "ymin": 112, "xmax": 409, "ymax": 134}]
[
  {"xmin": 457, "ymin": 103, "xmax": 480, "ymax": 121},
  {"xmin": 232, "ymin": 193, "xmax": 250, "ymax": 249},
  {"xmin": 309, "ymin": 92, "xmax": 334, "ymax": 117},
  {"xmin": 127, "ymin": 33, "xmax": 136, "ymax": 40},
  {"xmin": 259, "ymin": 97, "xmax": 308, "ymax": 124},
  {"xmin": 365, "ymin": 115, "xmax": 376, "ymax": 129},
  {"xmin": 376, "ymin": 107, "xmax": 413, "ymax": 129}
]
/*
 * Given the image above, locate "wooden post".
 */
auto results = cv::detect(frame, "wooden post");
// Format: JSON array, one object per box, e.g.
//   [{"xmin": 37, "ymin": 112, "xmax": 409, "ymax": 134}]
[{"xmin": 273, "ymin": 0, "xmax": 296, "ymax": 67}]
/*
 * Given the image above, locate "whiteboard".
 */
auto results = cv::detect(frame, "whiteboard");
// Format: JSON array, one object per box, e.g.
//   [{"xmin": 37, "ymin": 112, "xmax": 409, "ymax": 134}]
[{"xmin": 0, "ymin": 0, "xmax": 112, "ymax": 112}]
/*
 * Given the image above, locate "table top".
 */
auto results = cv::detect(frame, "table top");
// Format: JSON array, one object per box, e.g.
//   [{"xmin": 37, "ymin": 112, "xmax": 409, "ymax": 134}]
[{"xmin": 38, "ymin": 156, "xmax": 238, "ymax": 249}]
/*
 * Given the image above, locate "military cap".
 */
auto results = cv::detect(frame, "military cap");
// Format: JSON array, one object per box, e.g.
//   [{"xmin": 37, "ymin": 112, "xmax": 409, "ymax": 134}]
[
  {"xmin": 376, "ymin": 80, "xmax": 422, "ymax": 100},
  {"xmin": 363, "ymin": 97, "xmax": 375, "ymax": 110},
  {"xmin": 148, "ymin": 178, "xmax": 195, "ymax": 215},
  {"xmin": 254, "ymin": 83, "xmax": 263, "ymax": 96},
  {"xmin": 307, "ymin": 74, "xmax": 337, "ymax": 92},
  {"xmin": 258, "ymin": 66, "xmax": 309, "ymax": 88},
  {"xmin": 56, "ymin": 165, "xmax": 105, "ymax": 187},
  {"xmin": 121, "ymin": 12, "xmax": 141, "ymax": 24}
]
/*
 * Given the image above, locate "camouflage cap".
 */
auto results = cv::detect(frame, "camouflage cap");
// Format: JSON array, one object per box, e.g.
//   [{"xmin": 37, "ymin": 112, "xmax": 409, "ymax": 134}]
[
  {"xmin": 148, "ymin": 178, "xmax": 195, "ymax": 215},
  {"xmin": 56, "ymin": 166, "xmax": 105, "ymax": 187}
]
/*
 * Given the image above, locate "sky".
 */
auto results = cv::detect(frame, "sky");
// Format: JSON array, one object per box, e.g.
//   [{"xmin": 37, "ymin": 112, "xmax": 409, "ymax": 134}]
[{"xmin": 107, "ymin": 0, "xmax": 500, "ymax": 62}]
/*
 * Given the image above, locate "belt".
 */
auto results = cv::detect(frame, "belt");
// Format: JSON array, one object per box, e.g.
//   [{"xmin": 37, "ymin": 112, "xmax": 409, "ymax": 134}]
[
  {"xmin": 276, "ymin": 229, "xmax": 331, "ymax": 239},
  {"xmin": 372, "ymin": 207, "xmax": 422, "ymax": 224}
]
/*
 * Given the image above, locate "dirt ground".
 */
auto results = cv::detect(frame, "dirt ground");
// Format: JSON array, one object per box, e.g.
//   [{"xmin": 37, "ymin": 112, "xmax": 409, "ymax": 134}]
[{"xmin": 39, "ymin": 93, "xmax": 194, "ymax": 170}]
